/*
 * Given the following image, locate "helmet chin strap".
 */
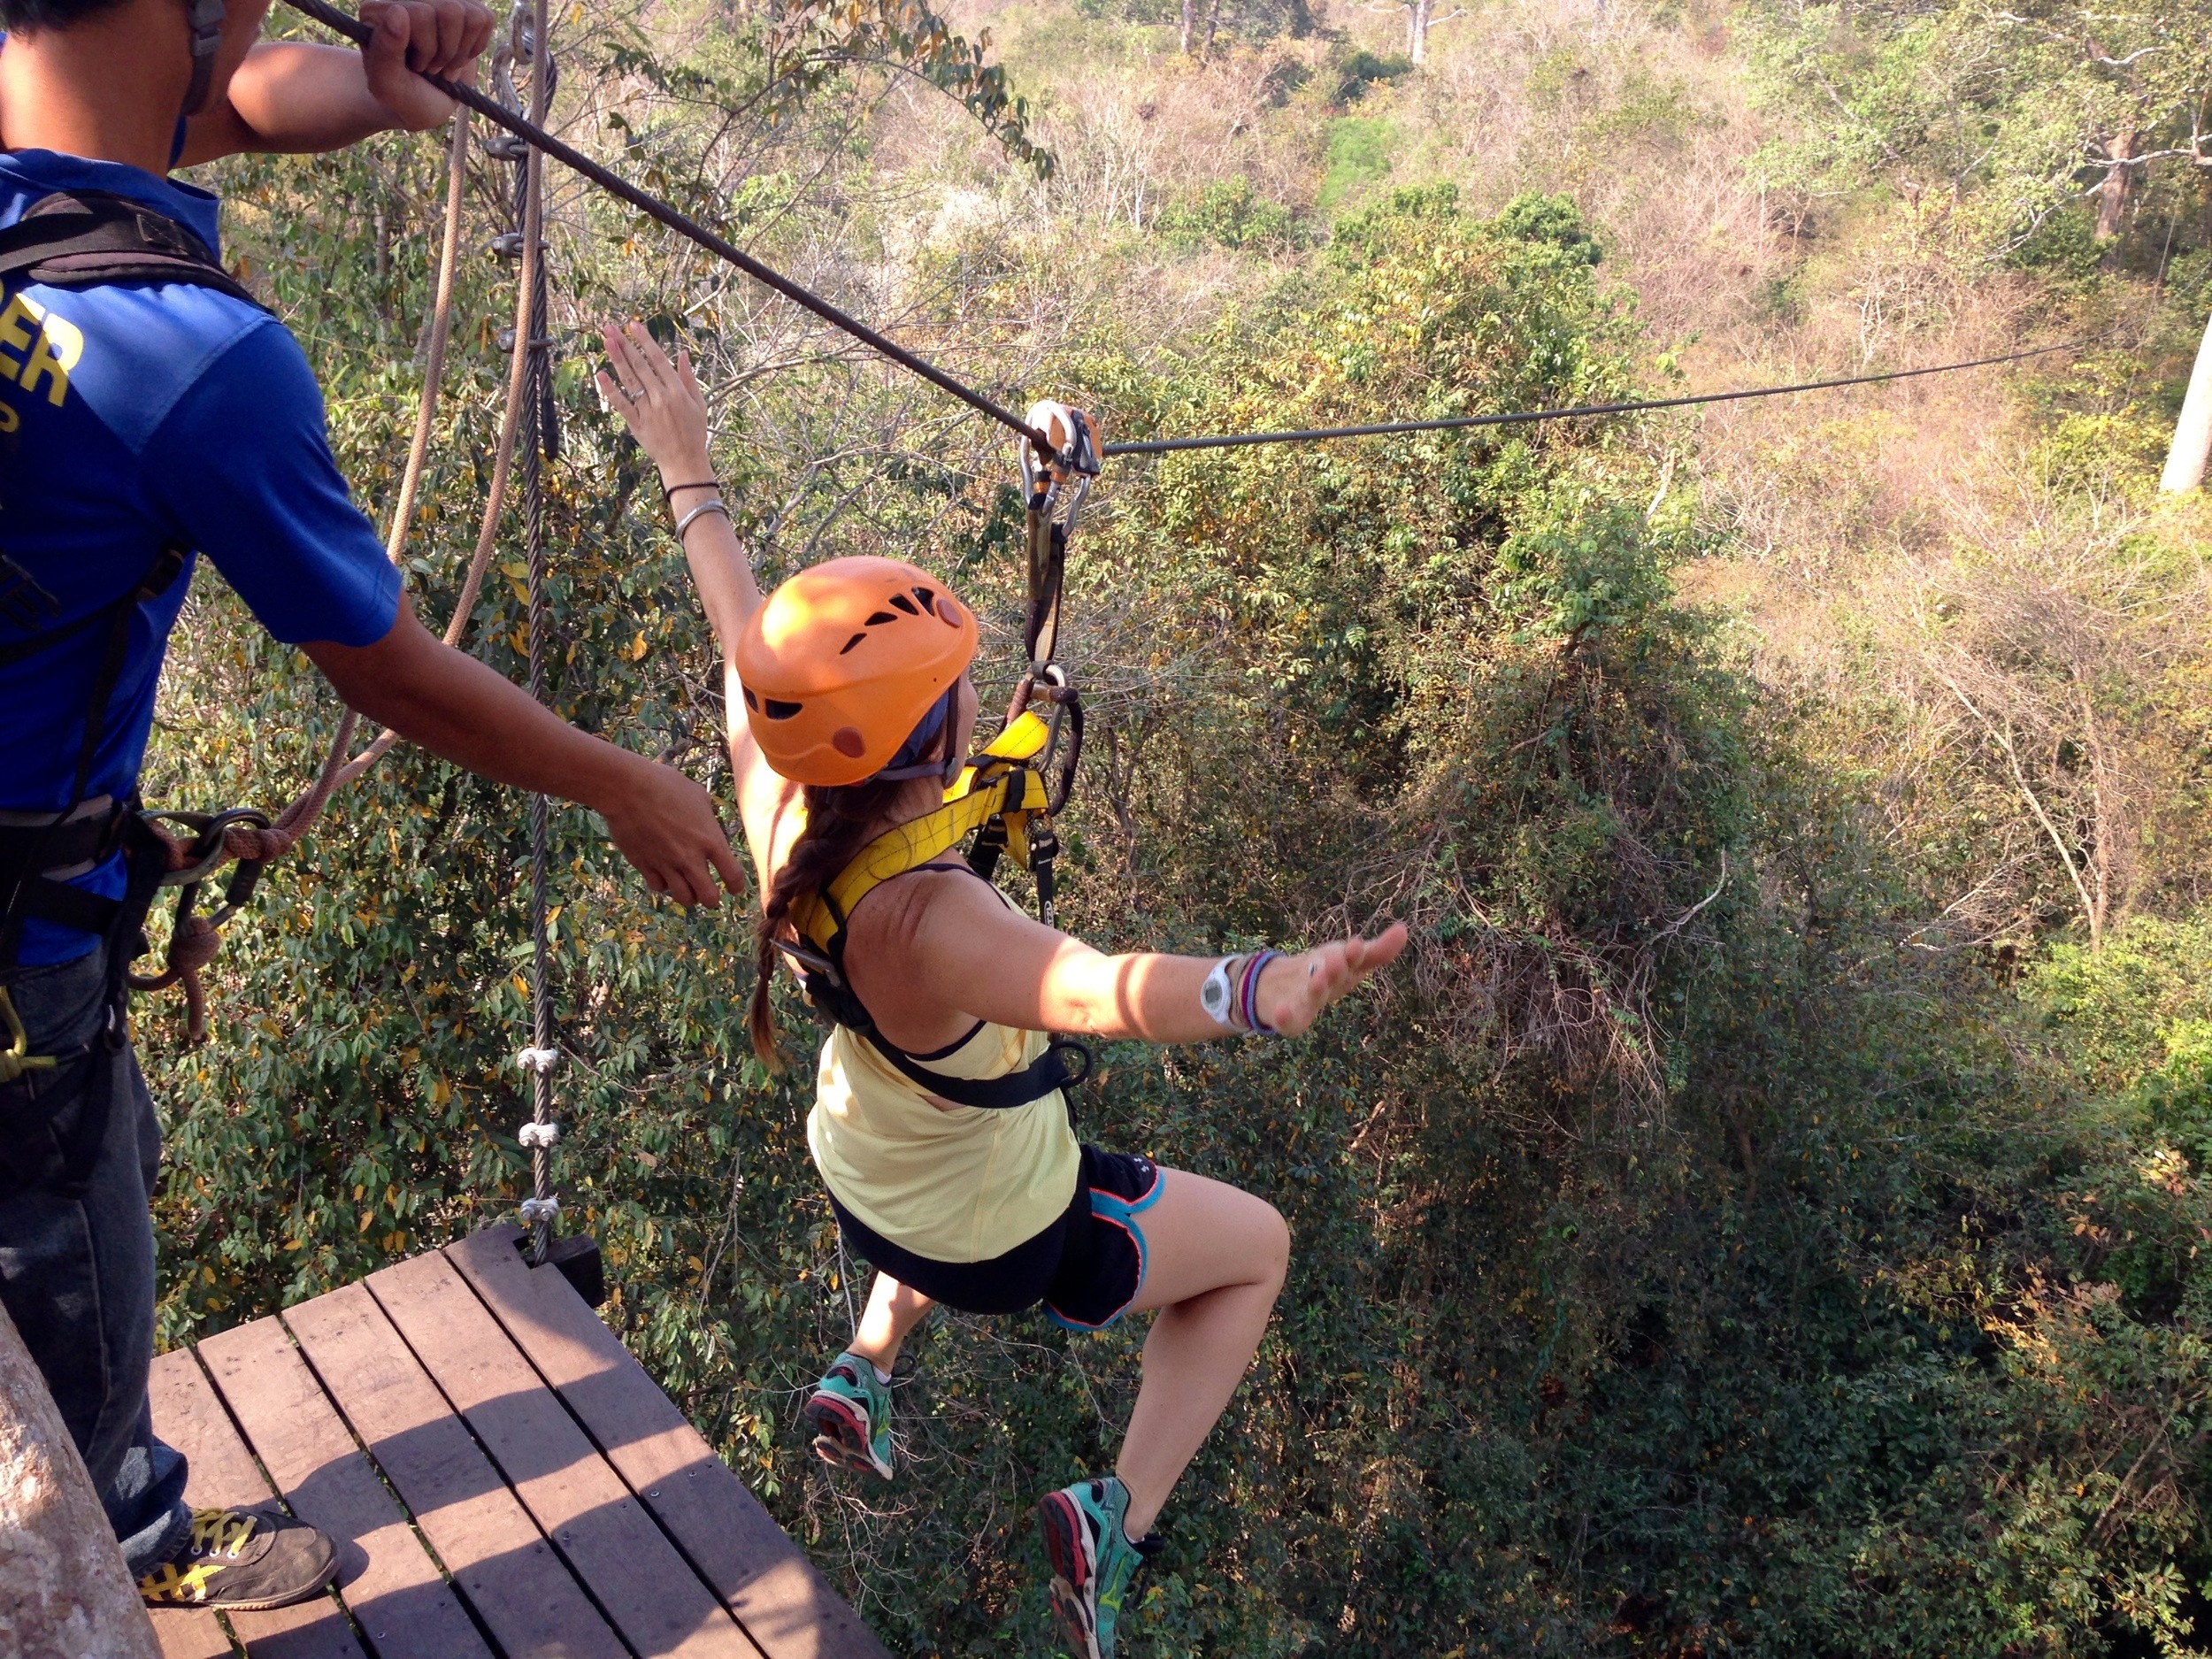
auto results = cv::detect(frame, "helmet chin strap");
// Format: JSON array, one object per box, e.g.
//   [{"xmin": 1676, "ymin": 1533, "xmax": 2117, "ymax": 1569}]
[{"xmin": 180, "ymin": 0, "xmax": 227, "ymax": 120}]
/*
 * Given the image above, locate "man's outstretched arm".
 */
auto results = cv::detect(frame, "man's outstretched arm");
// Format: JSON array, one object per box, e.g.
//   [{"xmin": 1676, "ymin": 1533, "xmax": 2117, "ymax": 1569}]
[
  {"xmin": 304, "ymin": 598, "xmax": 748, "ymax": 908},
  {"xmin": 179, "ymin": 0, "xmax": 491, "ymax": 165}
]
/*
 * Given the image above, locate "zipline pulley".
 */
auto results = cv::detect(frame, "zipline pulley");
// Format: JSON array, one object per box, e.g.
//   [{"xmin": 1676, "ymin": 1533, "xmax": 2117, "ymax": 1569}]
[{"xmin": 989, "ymin": 403, "xmax": 1100, "ymax": 930}]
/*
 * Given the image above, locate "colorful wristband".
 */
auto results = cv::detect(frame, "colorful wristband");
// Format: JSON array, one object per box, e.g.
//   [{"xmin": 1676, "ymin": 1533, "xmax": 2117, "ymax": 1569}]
[{"xmin": 1239, "ymin": 949, "xmax": 1283, "ymax": 1037}]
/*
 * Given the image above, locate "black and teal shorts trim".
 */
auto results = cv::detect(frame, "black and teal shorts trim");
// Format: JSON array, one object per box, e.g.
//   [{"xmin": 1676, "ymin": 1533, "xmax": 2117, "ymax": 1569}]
[{"xmin": 828, "ymin": 1145, "xmax": 1163, "ymax": 1331}]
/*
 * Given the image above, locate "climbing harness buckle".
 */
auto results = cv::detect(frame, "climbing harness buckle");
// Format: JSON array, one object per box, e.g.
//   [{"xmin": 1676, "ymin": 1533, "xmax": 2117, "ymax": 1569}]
[{"xmin": 0, "ymin": 987, "xmax": 55, "ymax": 1087}]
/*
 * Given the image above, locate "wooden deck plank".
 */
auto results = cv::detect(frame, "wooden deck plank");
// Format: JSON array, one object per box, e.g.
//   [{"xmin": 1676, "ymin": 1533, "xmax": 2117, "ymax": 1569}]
[
  {"xmin": 367, "ymin": 1249, "xmax": 761, "ymax": 1659},
  {"xmin": 150, "ymin": 1598, "xmax": 232, "ymax": 1659},
  {"xmin": 146, "ymin": 1350, "xmax": 365, "ymax": 1659},
  {"xmin": 447, "ymin": 1227, "xmax": 891, "ymax": 1659},
  {"xmin": 197, "ymin": 1316, "xmax": 494, "ymax": 1659},
  {"xmin": 282, "ymin": 1280, "xmax": 629, "ymax": 1659}
]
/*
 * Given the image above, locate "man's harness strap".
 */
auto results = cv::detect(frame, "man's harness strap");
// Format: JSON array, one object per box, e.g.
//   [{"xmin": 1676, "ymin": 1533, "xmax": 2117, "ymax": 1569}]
[
  {"xmin": 780, "ymin": 710, "xmax": 1091, "ymax": 1111},
  {"xmin": 0, "ymin": 190, "xmax": 265, "ymax": 309}
]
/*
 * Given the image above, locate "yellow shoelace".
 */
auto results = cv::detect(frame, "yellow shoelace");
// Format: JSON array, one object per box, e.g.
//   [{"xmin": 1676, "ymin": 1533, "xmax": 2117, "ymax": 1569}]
[{"xmin": 186, "ymin": 1507, "xmax": 257, "ymax": 1559}]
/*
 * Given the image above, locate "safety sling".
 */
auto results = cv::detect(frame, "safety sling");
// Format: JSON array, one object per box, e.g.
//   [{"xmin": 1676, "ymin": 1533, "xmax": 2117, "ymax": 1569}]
[
  {"xmin": 782, "ymin": 710, "xmax": 1092, "ymax": 1110},
  {"xmin": 0, "ymin": 191, "xmax": 265, "ymax": 1195}
]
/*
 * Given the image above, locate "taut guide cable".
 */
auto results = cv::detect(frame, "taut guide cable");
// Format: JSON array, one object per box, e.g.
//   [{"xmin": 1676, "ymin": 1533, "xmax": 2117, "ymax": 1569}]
[
  {"xmin": 1096, "ymin": 335, "xmax": 2106, "ymax": 456},
  {"xmin": 281, "ymin": 0, "xmax": 2097, "ymax": 466}
]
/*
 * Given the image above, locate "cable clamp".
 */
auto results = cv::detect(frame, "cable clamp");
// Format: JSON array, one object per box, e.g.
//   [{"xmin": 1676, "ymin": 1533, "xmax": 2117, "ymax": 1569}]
[
  {"xmin": 516, "ymin": 1045, "xmax": 560, "ymax": 1075},
  {"xmin": 519, "ymin": 1196, "xmax": 561, "ymax": 1225},
  {"xmin": 518, "ymin": 1120, "xmax": 561, "ymax": 1148}
]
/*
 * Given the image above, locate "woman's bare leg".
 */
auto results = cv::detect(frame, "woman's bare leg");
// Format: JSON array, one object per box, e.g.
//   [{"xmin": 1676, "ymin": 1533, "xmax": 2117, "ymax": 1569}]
[
  {"xmin": 1113, "ymin": 1168, "xmax": 1289, "ymax": 1538},
  {"xmin": 849, "ymin": 1271, "xmax": 935, "ymax": 1372}
]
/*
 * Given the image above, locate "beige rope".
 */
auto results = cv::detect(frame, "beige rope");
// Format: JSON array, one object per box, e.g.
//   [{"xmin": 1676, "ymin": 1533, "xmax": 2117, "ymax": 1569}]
[{"xmin": 148, "ymin": 106, "xmax": 542, "ymax": 1039}]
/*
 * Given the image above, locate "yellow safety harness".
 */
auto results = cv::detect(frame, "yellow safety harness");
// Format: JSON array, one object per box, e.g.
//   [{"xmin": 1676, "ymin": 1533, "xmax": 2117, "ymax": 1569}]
[{"xmin": 780, "ymin": 710, "xmax": 1092, "ymax": 1110}]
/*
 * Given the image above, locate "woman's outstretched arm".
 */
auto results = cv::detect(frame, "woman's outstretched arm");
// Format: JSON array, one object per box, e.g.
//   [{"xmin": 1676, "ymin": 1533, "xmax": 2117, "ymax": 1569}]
[
  {"xmin": 890, "ymin": 867, "xmax": 1407, "ymax": 1042},
  {"xmin": 599, "ymin": 322, "xmax": 799, "ymax": 886}
]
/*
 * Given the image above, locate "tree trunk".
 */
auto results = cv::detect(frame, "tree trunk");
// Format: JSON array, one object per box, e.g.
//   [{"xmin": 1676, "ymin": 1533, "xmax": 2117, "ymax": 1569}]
[
  {"xmin": 1202, "ymin": 0, "xmax": 1220, "ymax": 54},
  {"xmin": 1179, "ymin": 0, "xmax": 1194, "ymax": 54},
  {"xmin": 0, "ymin": 1299, "xmax": 159, "ymax": 1659},
  {"xmin": 2161, "ymin": 307, "xmax": 2212, "ymax": 494},
  {"xmin": 2094, "ymin": 130, "xmax": 2137, "ymax": 248},
  {"xmin": 1409, "ymin": 0, "xmax": 1431, "ymax": 64}
]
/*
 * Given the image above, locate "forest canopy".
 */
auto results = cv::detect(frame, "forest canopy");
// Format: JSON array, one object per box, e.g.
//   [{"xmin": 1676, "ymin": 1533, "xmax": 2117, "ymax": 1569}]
[{"xmin": 147, "ymin": 0, "xmax": 2212, "ymax": 1651}]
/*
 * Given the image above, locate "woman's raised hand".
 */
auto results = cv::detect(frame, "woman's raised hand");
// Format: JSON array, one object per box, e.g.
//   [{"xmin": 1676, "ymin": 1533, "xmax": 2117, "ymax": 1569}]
[
  {"xmin": 1255, "ymin": 924, "xmax": 1409, "ymax": 1038},
  {"xmin": 596, "ymin": 321, "xmax": 711, "ymax": 481}
]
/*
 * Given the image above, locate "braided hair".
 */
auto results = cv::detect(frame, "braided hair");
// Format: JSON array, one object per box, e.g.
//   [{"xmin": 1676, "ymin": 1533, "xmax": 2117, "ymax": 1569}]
[{"xmin": 748, "ymin": 694, "xmax": 960, "ymax": 1069}]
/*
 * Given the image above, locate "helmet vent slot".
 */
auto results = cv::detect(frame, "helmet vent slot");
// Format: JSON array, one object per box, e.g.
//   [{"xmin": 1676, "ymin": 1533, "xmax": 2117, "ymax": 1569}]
[
  {"xmin": 912, "ymin": 587, "xmax": 936, "ymax": 610},
  {"xmin": 742, "ymin": 687, "xmax": 758, "ymax": 710},
  {"xmin": 864, "ymin": 610, "xmax": 898, "ymax": 626},
  {"xmin": 762, "ymin": 698, "xmax": 803, "ymax": 721},
  {"xmin": 887, "ymin": 594, "xmax": 920, "ymax": 616},
  {"xmin": 839, "ymin": 633, "xmax": 867, "ymax": 655}
]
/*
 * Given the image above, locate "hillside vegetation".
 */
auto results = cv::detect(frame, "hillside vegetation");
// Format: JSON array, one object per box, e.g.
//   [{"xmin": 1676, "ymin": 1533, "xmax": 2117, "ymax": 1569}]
[{"xmin": 150, "ymin": 0, "xmax": 2212, "ymax": 1651}]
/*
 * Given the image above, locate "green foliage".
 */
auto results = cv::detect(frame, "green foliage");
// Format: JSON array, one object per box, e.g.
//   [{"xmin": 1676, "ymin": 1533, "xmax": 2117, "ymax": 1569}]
[
  {"xmin": 1155, "ymin": 176, "xmax": 1302, "ymax": 254},
  {"xmin": 131, "ymin": 7, "xmax": 2212, "ymax": 1657},
  {"xmin": 1743, "ymin": 0, "xmax": 2212, "ymax": 265},
  {"xmin": 1333, "ymin": 47, "xmax": 1412, "ymax": 102},
  {"xmin": 1313, "ymin": 116, "xmax": 1397, "ymax": 218},
  {"xmin": 1493, "ymin": 191, "xmax": 1603, "ymax": 266}
]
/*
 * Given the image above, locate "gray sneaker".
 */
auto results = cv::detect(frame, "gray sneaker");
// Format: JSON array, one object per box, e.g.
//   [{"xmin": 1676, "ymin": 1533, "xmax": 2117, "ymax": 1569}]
[{"xmin": 137, "ymin": 1505, "xmax": 338, "ymax": 1610}]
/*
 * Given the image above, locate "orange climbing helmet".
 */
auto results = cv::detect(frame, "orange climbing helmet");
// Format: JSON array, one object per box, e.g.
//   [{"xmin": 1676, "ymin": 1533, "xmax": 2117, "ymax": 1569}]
[{"xmin": 735, "ymin": 557, "xmax": 979, "ymax": 787}]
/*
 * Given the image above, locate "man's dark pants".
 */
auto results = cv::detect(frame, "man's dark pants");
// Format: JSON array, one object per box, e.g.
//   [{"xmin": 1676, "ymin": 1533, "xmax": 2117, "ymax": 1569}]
[{"xmin": 0, "ymin": 942, "xmax": 192, "ymax": 1574}]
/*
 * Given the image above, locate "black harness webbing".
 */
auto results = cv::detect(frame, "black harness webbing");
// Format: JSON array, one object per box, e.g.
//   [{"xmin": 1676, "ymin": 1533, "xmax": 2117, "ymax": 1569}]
[
  {"xmin": 0, "ymin": 189, "xmax": 262, "ymax": 308},
  {"xmin": 0, "ymin": 191, "xmax": 257, "ymax": 1195},
  {"xmin": 781, "ymin": 724, "xmax": 1093, "ymax": 1111}
]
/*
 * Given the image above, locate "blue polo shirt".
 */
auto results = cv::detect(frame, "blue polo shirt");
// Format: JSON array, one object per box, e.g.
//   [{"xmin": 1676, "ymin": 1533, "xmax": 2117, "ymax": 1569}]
[{"xmin": 0, "ymin": 149, "xmax": 402, "ymax": 964}]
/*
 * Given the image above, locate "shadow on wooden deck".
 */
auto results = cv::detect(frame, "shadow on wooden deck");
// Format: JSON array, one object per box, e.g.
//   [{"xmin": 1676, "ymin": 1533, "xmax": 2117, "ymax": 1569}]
[{"xmin": 149, "ymin": 1225, "xmax": 888, "ymax": 1659}]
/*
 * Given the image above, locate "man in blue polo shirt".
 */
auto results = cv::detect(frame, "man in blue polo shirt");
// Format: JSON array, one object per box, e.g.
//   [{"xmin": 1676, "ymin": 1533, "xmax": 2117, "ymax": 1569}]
[{"xmin": 0, "ymin": 0, "xmax": 747, "ymax": 1610}]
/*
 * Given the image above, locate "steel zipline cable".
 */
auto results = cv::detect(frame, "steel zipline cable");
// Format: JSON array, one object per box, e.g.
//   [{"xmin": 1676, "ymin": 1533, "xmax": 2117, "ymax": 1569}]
[
  {"xmin": 1099, "ymin": 334, "xmax": 2104, "ymax": 456},
  {"xmin": 284, "ymin": 0, "xmax": 2101, "ymax": 469},
  {"xmin": 282, "ymin": 0, "xmax": 1058, "ymax": 456}
]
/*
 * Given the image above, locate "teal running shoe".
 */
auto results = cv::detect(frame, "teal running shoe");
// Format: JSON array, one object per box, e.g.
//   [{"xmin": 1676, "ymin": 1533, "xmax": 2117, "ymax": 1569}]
[
  {"xmin": 1036, "ymin": 1474, "xmax": 1158, "ymax": 1659},
  {"xmin": 803, "ymin": 1350, "xmax": 895, "ymax": 1479}
]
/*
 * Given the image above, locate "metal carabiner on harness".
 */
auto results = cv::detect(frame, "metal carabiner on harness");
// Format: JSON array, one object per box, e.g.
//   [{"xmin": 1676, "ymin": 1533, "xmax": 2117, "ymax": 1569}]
[{"xmin": 0, "ymin": 987, "xmax": 57, "ymax": 1086}]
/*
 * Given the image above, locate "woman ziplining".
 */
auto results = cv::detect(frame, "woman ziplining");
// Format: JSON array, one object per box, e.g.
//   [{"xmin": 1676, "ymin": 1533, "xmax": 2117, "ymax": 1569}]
[{"xmin": 597, "ymin": 319, "xmax": 1407, "ymax": 1659}]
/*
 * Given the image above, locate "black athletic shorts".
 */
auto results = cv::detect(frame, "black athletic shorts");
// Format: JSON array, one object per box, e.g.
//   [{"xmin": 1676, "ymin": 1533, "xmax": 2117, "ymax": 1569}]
[{"xmin": 828, "ymin": 1145, "xmax": 1163, "ymax": 1331}]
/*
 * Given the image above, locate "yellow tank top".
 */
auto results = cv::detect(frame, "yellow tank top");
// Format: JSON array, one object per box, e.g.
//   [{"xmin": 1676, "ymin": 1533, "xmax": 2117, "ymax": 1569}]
[{"xmin": 808, "ymin": 1016, "xmax": 1083, "ymax": 1263}]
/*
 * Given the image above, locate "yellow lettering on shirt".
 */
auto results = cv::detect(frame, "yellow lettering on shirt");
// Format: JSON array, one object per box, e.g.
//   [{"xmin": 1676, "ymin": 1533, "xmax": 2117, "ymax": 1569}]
[
  {"xmin": 17, "ymin": 309, "xmax": 82, "ymax": 406},
  {"xmin": 0, "ymin": 399, "xmax": 18, "ymax": 434},
  {"xmin": 0, "ymin": 294, "xmax": 83, "ymax": 405},
  {"xmin": 0, "ymin": 293, "xmax": 36, "ymax": 363}
]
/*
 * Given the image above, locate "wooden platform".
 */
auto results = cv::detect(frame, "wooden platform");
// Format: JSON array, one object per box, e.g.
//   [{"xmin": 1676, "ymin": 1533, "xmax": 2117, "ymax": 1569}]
[{"xmin": 146, "ymin": 1225, "xmax": 890, "ymax": 1659}]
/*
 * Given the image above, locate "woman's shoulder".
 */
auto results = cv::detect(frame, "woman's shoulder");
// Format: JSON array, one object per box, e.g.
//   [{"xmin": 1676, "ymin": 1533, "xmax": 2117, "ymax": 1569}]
[{"xmin": 847, "ymin": 860, "xmax": 995, "ymax": 944}]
